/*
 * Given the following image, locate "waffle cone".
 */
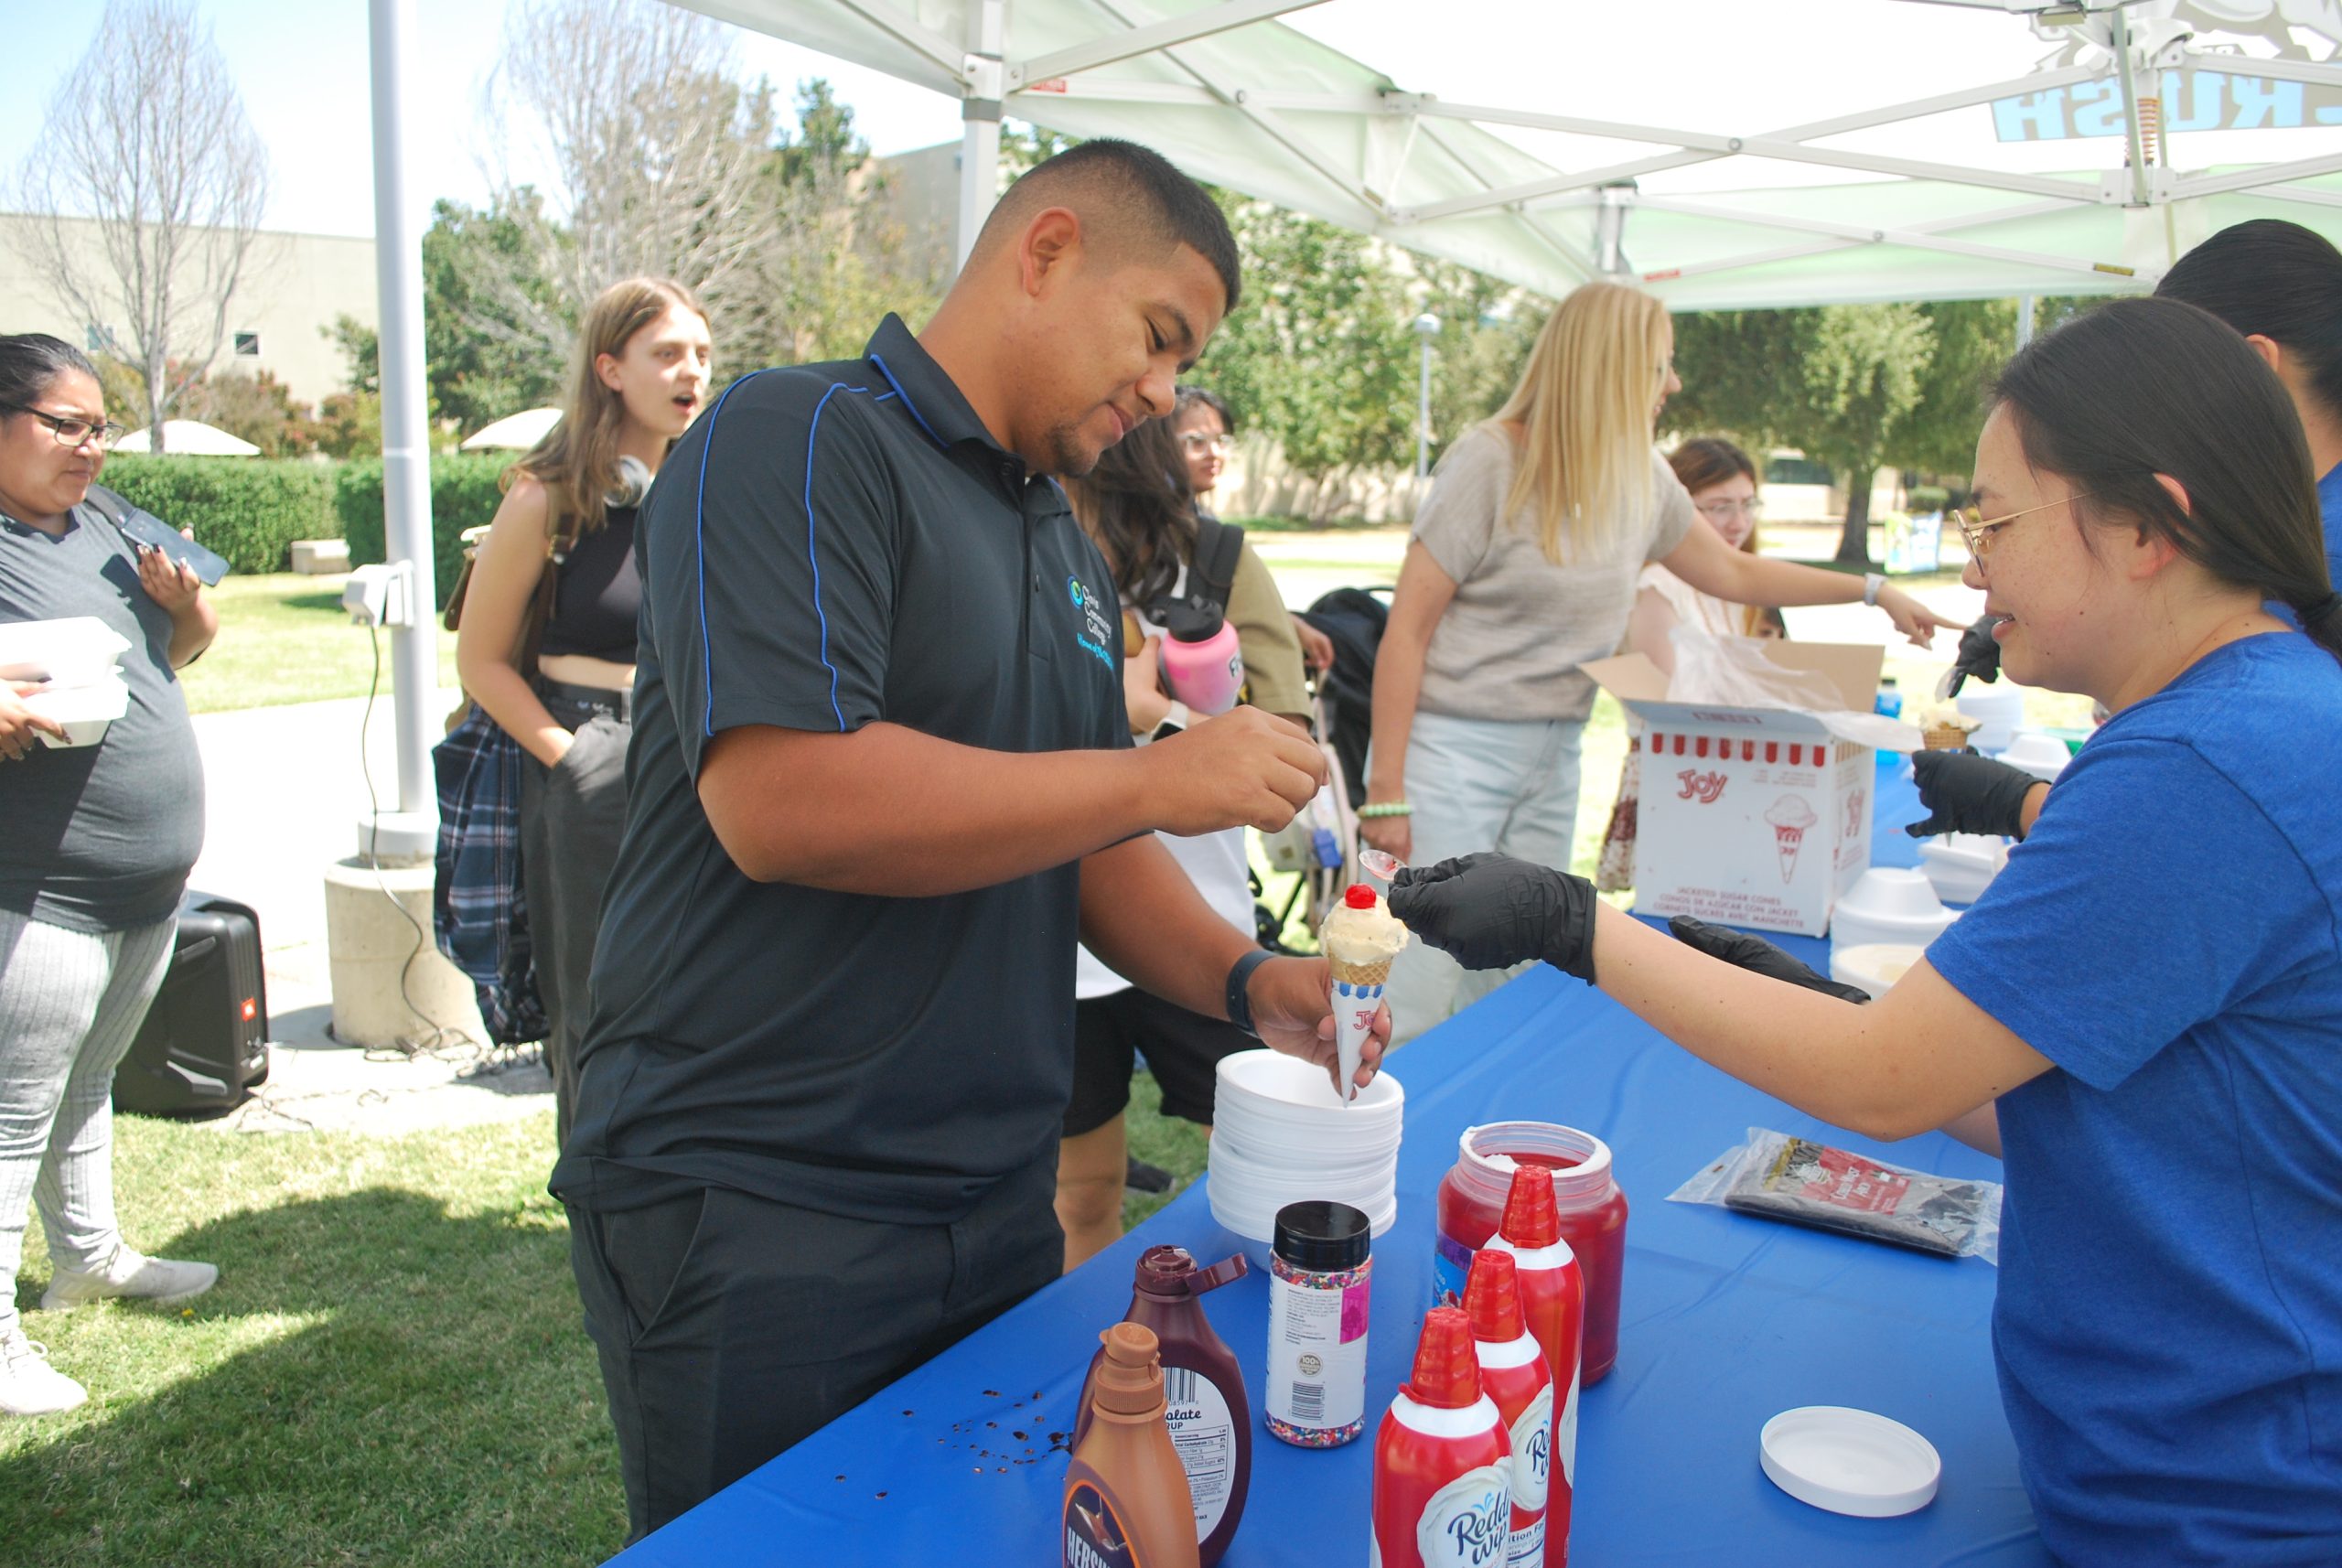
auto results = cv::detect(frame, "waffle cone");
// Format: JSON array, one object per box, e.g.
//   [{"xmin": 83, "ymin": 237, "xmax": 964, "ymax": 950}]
[
  {"xmin": 1328, "ymin": 953, "xmax": 1394, "ymax": 988},
  {"xmin": 1922, "ymin": 724, "xmax": 1971, "ymax": 751}
]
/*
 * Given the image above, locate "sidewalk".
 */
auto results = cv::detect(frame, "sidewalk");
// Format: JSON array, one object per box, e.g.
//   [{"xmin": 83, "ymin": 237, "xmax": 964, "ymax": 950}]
[{"xmin": 186, "ymin": 688, "xmax": 553, "ymax": 1137}]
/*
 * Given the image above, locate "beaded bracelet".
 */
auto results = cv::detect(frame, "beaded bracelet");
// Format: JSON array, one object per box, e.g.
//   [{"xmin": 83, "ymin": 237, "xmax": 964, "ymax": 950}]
[{"xmin": 1355, "ymin": 801, "xmax": 1413, "ymax": 819}]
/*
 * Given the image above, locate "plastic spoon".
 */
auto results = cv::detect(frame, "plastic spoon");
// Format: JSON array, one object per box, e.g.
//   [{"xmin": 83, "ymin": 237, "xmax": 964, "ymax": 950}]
[{"xmin": 1358, "ymin": 847, "xmax": 1405, "ymax": 882}]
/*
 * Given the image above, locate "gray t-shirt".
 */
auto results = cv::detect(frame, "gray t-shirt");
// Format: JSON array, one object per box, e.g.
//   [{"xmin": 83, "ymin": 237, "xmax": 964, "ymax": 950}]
[
  {"xmin": 1, "ymin": 502, "xmax": 204, "ymax": 931},
  {"xmin": 1412, "ymin": 424, "xmax": 1695, "ymax": 723}
]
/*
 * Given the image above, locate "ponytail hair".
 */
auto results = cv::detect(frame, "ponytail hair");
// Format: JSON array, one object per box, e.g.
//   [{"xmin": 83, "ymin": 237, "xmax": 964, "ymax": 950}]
[
  {"xmin": 1992, "ymin": 296, "xmax": 2340, "ymax": 660},
  {"xmin": 2155, "ymin": 220, "xmax": 2342, "ymax": 425}
]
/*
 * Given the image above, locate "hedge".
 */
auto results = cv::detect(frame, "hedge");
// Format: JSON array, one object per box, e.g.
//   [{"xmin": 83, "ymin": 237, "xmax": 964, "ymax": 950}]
[
  {"xmin": 95, "ymin": 456, "xmax": 339, "ymax": 575},
  {"xmin": 336, "ymin": 454, "xmax": 511, "ymax": 608}
]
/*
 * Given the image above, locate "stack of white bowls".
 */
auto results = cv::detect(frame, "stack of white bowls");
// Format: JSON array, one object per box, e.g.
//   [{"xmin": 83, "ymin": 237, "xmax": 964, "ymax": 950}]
[
  {"xmin": 1918, "ymin": 832, "xmax": 2007, "ymax": 906},
  {"xmin": 1207, "ymin": 1050, "xmax": 1402, "ymax": 1269},
  {"xmin": 1830, "ymin": 866, "xmax": 1959, "ymax": 950}
]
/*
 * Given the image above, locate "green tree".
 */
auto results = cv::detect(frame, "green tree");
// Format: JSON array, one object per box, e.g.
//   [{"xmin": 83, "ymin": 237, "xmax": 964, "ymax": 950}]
[{"xmin": 1669, "ymin": 304, "xmax": 1932, "ymax": 565}]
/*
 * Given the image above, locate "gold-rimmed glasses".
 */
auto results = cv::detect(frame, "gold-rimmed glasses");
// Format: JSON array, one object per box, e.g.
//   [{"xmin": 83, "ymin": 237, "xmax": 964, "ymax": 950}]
[{"xmin": 1951, "ymin": 494, "xmax": 2092, "ymax": 565}]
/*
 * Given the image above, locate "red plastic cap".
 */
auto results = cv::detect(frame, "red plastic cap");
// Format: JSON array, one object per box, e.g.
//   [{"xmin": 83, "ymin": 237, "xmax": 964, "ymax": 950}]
[
  {"xmin": 1404, "ymin": 1305, "xmax": 1484, "ymax": 1409},
  {"xmin": 1344, "ymin": 884, "xmax": 1378, "ymax": 908},
  {"xmin": 1464, "ymin": 1250, "xmax": 1526, "ymax": 1344},
  {"xmin": 1499, "ymin": 1163, "xmax": 1561, "ymax": 1250}
]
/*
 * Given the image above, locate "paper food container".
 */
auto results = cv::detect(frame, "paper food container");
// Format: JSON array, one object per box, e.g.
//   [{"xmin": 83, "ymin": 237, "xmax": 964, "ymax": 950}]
[
  {"xmin": 25, "ymin": 674, "xmax": 130, "ymax": 748},
  {"xmin": 0, "ymin": 617, "xmax": 131, "ymax": 687},
  {"xmin": 1585, "ymin": 643, "xmax": 1905, "ymax": 937}
]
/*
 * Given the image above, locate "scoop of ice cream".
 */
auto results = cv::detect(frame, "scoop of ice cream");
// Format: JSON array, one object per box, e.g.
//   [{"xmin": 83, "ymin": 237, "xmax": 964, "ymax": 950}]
[
  {"xmin": 1322, "ymin": 886, "xmax": 1411, "ymax": 962},
  {"xmin": 1764, "ymin": 795, "xmax": 1818, "ymax": 832}
]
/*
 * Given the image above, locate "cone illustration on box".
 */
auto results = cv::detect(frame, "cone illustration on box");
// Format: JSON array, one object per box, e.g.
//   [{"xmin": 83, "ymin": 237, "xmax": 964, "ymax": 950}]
[{"xmin": 1764, "ymin": 795, "xmax": 1818, "ymax": 884}]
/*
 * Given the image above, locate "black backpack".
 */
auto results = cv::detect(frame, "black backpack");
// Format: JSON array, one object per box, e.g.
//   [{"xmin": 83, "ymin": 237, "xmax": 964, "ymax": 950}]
[
  {"xmin": 1138, "ymin": 513, "xmax": 1245, "ymax": 629},
  {"xmin": 1296, "ymin": 585, "xmax": 1392, "ymax": 807}
]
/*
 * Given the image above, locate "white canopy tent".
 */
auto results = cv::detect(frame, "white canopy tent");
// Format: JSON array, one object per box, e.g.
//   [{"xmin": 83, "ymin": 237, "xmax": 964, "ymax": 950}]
[
  {"xmin": 676, "ymin": 0, "xmax": 2342, "ymax": 308},
  {"xmin": 112, "ymin": 420, "xmax": 263, "ymax": 456}
]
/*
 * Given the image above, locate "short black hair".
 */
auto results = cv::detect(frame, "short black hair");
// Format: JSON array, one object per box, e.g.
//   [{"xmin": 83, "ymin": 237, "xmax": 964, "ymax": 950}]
[
  {"xmin": 978, "ymin": 139, "xmax": 1241, "ymax": 314},
  {"xmin": 0, "ymin": 333, "xmax": 101, "ymax": 413},
  {"xmin": 1993, "ymin": 295, "xmax": 2338, "ymax": 656},
  {"xmin": 2156, "ymin": 220, "xmax": 2342, "ymax": 420},
  {"xmin": 1174, "ymin": 384, "xmax": 1235, "ymax": 434}
]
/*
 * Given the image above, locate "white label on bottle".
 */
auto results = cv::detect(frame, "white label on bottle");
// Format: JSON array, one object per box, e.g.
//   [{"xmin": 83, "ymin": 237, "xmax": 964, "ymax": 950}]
[
  {"xmin": 1505, "ymin": 1517, "xmax": 1545, "ymax": 1568},
  {"xmin": 1506, "ymin": 1382, "xmax": 1553, "ymax": 1514},
  {"xmin": 1161, "ymin": 1364, "xmax": 1236, "ymax": 1539},
  {"xmin": 1266, "ymin": 1273, "xmax": 1367, "ymax": 1434},
  {"xmin": 1416, "ymin": 1464, "xmax": 1511, "ymax": 1568},
  {"xmin": 1556, "ymin": 1364, "xmax": 1581, "ymax": 1490}
]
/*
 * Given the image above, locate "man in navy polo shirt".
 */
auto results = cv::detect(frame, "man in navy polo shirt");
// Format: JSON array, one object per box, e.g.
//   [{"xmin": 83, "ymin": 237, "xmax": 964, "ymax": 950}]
[{"xmin": 553, "ymin": 139, "xmax": 1388, "ymax": 1539}]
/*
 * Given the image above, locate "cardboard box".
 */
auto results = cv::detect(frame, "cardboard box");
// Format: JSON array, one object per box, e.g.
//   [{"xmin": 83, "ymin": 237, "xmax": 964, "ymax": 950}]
[{"xmin": 1584, "ymin": 642, "xmax": 1886, "ymax": 937}]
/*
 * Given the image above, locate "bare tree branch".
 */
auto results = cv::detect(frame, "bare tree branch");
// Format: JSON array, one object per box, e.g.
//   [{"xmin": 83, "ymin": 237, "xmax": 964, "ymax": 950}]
[{"xmin": 8, "ymin": 0, "xmax": 269, "ymax": 454}]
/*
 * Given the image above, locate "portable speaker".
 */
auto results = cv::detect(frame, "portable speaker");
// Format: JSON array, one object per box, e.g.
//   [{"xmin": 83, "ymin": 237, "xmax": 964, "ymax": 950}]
[{"xmin": 113, "ymin": 889, "xmax": 271, "ymax": 1118}]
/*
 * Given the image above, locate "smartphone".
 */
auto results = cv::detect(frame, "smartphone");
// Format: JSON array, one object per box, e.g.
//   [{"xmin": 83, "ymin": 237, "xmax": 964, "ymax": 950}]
[{"xmin": 88, "ymin": 485, "xmax": 231, "ymax": 586}]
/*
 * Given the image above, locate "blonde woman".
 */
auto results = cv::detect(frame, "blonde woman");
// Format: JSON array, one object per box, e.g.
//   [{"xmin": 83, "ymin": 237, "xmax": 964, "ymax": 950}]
[
  {"xmin": 456, "ymin": 277, "xmax": 712, "ymax": 1140},
  {"xmin": 1364, "ymin": 282, "xmax": 1953, "ymax": 1039}
]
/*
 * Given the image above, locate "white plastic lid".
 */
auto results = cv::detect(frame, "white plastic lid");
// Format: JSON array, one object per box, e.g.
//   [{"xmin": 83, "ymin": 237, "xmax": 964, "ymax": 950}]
[{"xmin": 1760, "ymin": 1406, "xmax": 1941, "ymax": 1518}]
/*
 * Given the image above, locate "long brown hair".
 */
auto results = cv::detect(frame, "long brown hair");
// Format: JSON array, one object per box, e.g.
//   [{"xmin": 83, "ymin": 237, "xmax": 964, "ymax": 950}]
[
  {"xmin": 504, "ymin": 276, "xmax": 706, "ymax": 533},
  {"xmin": 1064, "ymin": 416, "xmax": 1198, "ymax": 605},
  {"xmin": 1668, "ymin": 435, "xmax": 1769, "ymax": 637}
]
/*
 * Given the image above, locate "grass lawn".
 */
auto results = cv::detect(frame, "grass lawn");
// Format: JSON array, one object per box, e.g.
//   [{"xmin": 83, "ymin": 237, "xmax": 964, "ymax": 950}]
[
  {"xmin": 1, "ymin": 1112, "xmax": 622, "ymax": 1567},
  {"xmin": 177, "ymin": 575, "xmax": 460, "ymax": 714}
]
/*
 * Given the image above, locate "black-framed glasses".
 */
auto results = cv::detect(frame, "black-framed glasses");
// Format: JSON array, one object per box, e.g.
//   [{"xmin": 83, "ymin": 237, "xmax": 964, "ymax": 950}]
[
  {"xmin": 6, "ymin": 406, "xmax": 128, "ymax": 450},
  {"xmin": 1952, "ymin": 494, "xmax": 2091, "ymax": 565}
]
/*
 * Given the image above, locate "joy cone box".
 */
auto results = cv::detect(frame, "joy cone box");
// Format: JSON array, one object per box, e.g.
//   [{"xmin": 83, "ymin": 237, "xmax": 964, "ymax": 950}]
[{"xmin": 1582, "ymin": 642, "xmax": 1897, "ymax": 938}]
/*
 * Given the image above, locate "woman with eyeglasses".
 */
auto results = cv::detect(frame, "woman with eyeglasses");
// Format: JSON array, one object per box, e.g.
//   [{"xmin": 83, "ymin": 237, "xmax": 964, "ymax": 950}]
[
  {"xmin": 1595, "ymin": 435, "xmax": 1786, "ymax": 891},
  {"xmin": 1174, "ymin": 385, "xmax": 1336, "ymax": 674},
  {"xmin": 0, "ymin": 333, "xmax": 220, "ymax": 1417},
  {"xmin": 1385, "ymin": 297, "xmax": 2342, "ymax": 1564},
  {"xmin": 1366, "ymin": 281, "xmax": 1955, "ymax": 1041}
]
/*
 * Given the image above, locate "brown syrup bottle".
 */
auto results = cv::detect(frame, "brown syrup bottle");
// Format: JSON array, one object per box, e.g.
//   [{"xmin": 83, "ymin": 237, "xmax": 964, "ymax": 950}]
[
  {"xmin": 1064, "ymin": 1322, "xmax": 1202, "ymax": 1568},
  {"xmin": 1072, "ymin": 1247, "xmax": 1252, "ymax": 1565}
]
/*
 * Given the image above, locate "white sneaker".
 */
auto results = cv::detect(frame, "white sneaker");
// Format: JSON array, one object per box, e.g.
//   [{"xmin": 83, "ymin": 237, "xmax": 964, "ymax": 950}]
[
  {"xmin": 0, "ymin": 1328, "xmax": 88, "ymax": 1416},
  {"xmin": 39, "ymin": 1247, "xmax": 219, "ymax": 1312}
]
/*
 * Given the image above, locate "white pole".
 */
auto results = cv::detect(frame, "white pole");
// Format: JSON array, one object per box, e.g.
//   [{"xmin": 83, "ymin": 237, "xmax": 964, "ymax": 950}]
[
  {"xmin": 2016, "ymin": 294, "xmax": 2036, "ymax": 349},
  {"xmin": 955, "ymin": 0, "xmax": 1006, "ymax": 272},
  {"xmin": 365, "ymin": 0, "xmax": 437, "ymax": 861},
  {"xmin": 1413, "ymin": 312, "xmax": 1440, "ymax": 479}
]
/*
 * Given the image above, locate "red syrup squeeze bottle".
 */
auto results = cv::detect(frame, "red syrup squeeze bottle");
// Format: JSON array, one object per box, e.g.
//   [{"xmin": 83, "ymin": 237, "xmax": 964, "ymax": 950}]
[
  {"xmin": 1065, "ymin": 1322, "xmax": 1202, "ymax": 1568},
  {"xmin": 1485, "ymin": 1164, "xmax": 1585, "ymax": 1566},
  {"xmin": 1072, "ymin": 1247, "xmax": 1251, "ymax": 1566},
  {"xmin": 1465, "ymin": 1250, "xmax": 1555, "ymax": 1568},
  {"xmin": 1370, "ymin": 1305, "xmax": 1511, "ymax": 1568}
]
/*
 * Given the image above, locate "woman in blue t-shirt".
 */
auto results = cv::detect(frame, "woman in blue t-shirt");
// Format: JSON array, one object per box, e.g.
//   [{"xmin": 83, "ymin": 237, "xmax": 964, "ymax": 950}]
[{"xmin": 1385, "ymin": 296, "xmax": 2342, "ymax": 1566}]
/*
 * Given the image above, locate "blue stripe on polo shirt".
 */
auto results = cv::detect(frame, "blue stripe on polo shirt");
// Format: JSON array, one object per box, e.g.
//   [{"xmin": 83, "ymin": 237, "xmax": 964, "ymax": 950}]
[
  {"xmin": 693, "ymin": 369, "xmax": 778, "ymax": 740},
  {"xmin": 800, "ymin": 381, "xmax": 874, "ymax": 732},
  {"xmin": 868, "ymin": 353, "xmax": 948, "ymax": 450}
]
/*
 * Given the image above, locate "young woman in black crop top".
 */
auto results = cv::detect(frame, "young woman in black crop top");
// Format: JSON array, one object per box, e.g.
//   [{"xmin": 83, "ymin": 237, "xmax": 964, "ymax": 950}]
[{"xmin": 454, "ymin": 277, "xmax": 711, "ymax": 1142}]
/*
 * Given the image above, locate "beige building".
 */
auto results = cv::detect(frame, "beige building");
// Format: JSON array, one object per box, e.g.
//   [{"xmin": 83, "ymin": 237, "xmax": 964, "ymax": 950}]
[{"xmin": 0, "ymin": 212, "xmax": 378, "ymax": 411}]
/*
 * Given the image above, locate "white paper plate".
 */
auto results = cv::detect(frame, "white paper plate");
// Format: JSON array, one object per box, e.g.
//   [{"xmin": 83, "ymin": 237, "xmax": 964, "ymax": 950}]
[{"xmin": 1760, "ymin": 1406, "xmax": 1940, "ymax": 1518}]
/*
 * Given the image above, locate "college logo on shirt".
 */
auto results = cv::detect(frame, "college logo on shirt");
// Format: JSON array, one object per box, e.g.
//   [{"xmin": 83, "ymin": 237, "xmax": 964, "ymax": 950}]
[{"xmin": 1067, "ymin": 575, "xmax": 1116, "ymax": 671}]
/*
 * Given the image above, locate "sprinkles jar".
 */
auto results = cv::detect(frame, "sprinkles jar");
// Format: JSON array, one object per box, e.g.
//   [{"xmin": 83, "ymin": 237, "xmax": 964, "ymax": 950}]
[{"xmin": 1263, "ymin": 1200, "xmax": 1372, "ymax": 1447}]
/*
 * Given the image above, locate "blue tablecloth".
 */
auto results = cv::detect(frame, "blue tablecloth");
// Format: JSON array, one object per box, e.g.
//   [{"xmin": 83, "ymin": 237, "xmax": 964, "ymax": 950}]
[{"xmin": 613, "ymin": 758, "xmax": 2046, "ymax": 1566}]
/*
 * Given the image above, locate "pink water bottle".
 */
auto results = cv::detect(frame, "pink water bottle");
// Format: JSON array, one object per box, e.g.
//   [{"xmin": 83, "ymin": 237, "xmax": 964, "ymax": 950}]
[{"xmin": 1159, "ymin": 607, "xmax": 1243, "ymax": 716}]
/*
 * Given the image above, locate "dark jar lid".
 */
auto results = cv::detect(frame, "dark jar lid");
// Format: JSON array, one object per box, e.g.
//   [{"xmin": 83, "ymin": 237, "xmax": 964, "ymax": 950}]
[{"xmin": 1273, "ymin": 1201, "xmax": 1370, "ymax": 1273}]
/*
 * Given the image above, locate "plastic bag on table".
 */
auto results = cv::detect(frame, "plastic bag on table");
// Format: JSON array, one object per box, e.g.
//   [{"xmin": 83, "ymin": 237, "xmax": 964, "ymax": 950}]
[
  {"xmin": 1666, "ymin": 627, "xmax": 1922, "ymax": 753},
  {"xmin": 1669, "ymin": 1126, "xmax": 2002, "ymax": 1263}
]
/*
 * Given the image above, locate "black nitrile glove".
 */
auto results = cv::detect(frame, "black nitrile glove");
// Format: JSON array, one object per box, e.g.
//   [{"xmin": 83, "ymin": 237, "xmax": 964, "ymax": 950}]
[
  {"xmin": 1387, "ymin": 852, "xmax": 1599, "ymax": 983},
  {"xmin": 1939, "ymin": 614, "xmax": 2003, "ymax": 699},
  {"xmin": 1666, "ymin": 916, "xmax": 1871, "ymax": 1004},
  {"xmin": 1905, "ymin": 749, "xmax": 2040, "ymax": 840}
]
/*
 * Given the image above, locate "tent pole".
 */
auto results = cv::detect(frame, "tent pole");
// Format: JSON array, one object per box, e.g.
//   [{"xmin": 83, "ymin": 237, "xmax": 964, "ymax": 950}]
[
  {"xmin": 2111, "ymin": 8, "xmax": 2153, "ymax": 209},
  {"xmin": 956, "ymin": 0, "xmax": 1006, "ymax": 272},
  {"xmin": 364, "ymin": 0, "xmax": 436, "ymax": 861}
]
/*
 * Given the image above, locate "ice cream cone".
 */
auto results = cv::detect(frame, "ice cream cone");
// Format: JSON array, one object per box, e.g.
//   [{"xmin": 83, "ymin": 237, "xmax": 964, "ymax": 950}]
[
  {"xmin": 1774, "ymin": 826, "xmax": 1805, "ymax": 883},
  {"xmin": 1321, "ymin": 886, "xmax": 1408, "ymax": 1105}
]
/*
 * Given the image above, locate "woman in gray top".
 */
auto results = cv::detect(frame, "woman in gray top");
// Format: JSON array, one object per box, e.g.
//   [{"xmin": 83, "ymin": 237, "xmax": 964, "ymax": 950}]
[
  {"xmin": 0, "ymin": 334, "xmax": 220, "ymax": 1417},
  {"xmin": 1362, "ymin": 284, "xmax": 1954, "ymax": 1040}
]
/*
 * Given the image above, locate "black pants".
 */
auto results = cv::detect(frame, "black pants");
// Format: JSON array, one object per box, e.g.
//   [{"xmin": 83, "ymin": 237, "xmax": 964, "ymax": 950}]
[
  {"xmin": 519, "ymin": 690, "xmax": 628, "ymax": 1147},
  {"xmin": 568, "ymin": 1159, "xmax": 1064, "ymax": 1544}
]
